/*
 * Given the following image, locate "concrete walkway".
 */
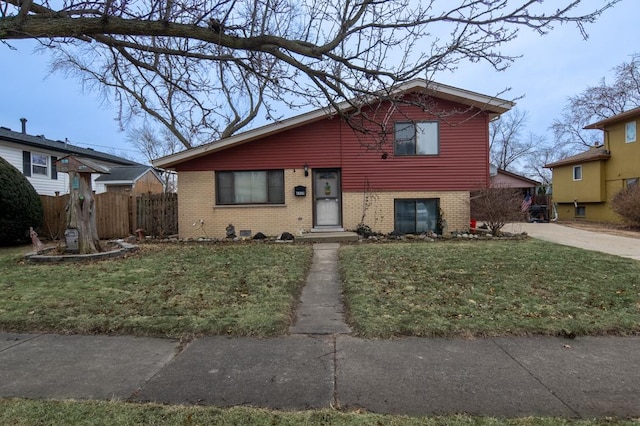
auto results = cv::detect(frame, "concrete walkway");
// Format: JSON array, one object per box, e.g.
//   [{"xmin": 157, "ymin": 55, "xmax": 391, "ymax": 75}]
[
  {"xmin": 289, "ymin": 243, "xmax": 351, "ymax": 335},
  {"xmin": 504, "ymin": 222, "xmax": 640, "ymax": 261}
]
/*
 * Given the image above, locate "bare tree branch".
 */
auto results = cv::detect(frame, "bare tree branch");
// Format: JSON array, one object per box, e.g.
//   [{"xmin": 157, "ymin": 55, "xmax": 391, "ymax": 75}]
[
  {"xmin": 552, "ymin": 52, "xmax": 640, "ymax": 153},
  {"xmin": 0, "ymin": 0, "xmax": 622, "ymax": 151}
]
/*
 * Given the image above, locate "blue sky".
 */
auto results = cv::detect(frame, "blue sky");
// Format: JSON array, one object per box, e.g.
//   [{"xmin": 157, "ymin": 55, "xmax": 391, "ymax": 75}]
[{"xmin": 0, "ymin": 0, "xmax": 637, "ymax": 165}]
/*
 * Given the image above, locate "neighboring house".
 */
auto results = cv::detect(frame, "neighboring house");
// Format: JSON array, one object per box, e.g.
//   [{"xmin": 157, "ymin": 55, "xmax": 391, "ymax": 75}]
[
  {"xmin": 95, "ymin": 165, "xmax": 164, "ymax": 195},
  {"xmin": 0, "ymin": 119, "xmax": 139, "ymax": 196},
  {"xmin": 153, "ymin": 79, "xmax": 514, "ymax": 239},
  {"xmin": 545, "ymin": 107, "xmax": 640, "ymax": 222},
  {"xmin": 489, "ymin": 165, "xmax": 539, "ymax": 190}
]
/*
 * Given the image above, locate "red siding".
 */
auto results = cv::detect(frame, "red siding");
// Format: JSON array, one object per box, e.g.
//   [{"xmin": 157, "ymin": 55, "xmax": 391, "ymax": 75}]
[
  {"xmin": 176, "ymin": 118, "xmax": 343, "ymax": 171},
  {"xmin": 176, "ymin": 98, "xmax": 491, "ymax": 191}
]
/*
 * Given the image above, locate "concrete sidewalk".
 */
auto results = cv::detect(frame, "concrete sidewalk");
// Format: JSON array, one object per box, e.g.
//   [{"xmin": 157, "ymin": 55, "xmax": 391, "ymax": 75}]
[
  {"xmin": 1, "ymin": 332, "xmax": 639, "ymax": 418},
  {"xmin": 504, "ymin": 222, "xmax": 640, "ymax": 261}
]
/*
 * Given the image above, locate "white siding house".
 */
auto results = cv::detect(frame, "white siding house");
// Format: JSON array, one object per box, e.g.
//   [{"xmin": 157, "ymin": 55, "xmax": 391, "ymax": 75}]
[{"xmin": 0, "ymin": 123, "xmax": 139, "ymax": 196}]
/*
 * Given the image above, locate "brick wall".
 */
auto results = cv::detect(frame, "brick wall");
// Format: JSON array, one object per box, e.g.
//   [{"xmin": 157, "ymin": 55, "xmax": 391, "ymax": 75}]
[
  {"xmin": 179, "ymin": 169, "xmax": 313, "ymax": 239},
  {"xmin": 342, "ymin": 191, "xmax": 470, "ymax": 233},
  {"xmin": 178, "ymin": 170, "xmax": 470, "ymax": 239}
]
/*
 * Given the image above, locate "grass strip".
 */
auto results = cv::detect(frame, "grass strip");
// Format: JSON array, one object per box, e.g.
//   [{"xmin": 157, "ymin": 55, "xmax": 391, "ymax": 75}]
[{"xmin": 0, "ymin": 399, "xmax": 635, "ymax": 426}]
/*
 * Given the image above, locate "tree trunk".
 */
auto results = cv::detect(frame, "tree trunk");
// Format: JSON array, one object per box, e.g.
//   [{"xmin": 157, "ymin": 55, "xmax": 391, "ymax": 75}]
[{"xmin": 67, "ymin": 171, "xmax": 101, "ymax": 254}]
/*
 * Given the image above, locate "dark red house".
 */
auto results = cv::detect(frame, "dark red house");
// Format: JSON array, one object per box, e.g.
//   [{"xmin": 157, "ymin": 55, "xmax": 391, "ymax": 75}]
[{"xmin": 153, "ymin": 79, "xmax": 514, "ymax": 239}]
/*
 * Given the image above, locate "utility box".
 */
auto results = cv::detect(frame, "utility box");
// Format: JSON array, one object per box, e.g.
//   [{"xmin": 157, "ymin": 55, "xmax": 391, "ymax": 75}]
[{"xmin": 64, "ymin": 228, "xmax": 79, "ymax": 253}]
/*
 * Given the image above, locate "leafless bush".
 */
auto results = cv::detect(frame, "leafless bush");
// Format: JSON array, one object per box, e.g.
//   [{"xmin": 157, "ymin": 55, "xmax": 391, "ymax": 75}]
[
  {"xmin": 470, "ymin": 186, "xmax": 524, "ymax": 236},
  {"xmin": 611, "ymin": 185, "xmax": 640, "ymax": 226}
]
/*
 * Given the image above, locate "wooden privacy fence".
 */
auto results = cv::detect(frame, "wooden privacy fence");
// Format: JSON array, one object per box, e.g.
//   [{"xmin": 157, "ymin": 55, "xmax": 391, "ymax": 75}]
[
  {"xmin": 40, "ymin": 192, "xmax": 178, "ymax": 240},
  {"xmin": 136, "ymin": 193, "xmax": 178, "ymax": 238}
]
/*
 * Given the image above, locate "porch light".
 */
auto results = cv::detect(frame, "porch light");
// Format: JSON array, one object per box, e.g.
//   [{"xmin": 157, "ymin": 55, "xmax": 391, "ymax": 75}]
[{"xmin": 304, "ymin": 163, "xmax": 309, "ymax": 177}]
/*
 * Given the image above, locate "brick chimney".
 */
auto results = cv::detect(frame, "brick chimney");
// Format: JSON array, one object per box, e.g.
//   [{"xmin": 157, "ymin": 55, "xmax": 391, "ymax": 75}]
[{"xmin": 20, "ymin": 118, "xmax": 27, "ymax": 134}]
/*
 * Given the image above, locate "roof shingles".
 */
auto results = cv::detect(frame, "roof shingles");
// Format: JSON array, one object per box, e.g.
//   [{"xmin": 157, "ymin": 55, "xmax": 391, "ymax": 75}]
[{"xmin": 0, "ymin": 127, "xmax": 140, "ymax": 166}]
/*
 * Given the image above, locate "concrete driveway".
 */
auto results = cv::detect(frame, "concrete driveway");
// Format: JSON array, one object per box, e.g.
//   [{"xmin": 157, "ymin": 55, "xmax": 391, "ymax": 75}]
[{"xmin": 503, "ymin": 222, "xmax": 640, "ymax": 261}]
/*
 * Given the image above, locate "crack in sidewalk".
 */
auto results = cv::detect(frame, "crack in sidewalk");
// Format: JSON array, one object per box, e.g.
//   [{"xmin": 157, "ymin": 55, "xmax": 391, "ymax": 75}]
[{"xmin": 490, "ymin": 338, "xmax": 581, "ymax": 418}]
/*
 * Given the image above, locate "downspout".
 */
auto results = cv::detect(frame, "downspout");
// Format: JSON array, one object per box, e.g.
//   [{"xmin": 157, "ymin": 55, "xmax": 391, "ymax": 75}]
[{"xmin": 550, "ymin": 202, "xmax": 558, "ymax": 222}]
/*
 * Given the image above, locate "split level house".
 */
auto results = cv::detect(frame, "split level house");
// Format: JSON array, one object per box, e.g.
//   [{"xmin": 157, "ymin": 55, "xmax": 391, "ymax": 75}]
[
  {"xmin": 0, "ymin": 120, "xmax": 163, "ymax": 196},
  {"xmin": 545, "ymin": 107, "xmax": 640, "ymax": 223},
  {"xmin": 153, "ymin": 79, "xmax": 514, "ymax": 239}
]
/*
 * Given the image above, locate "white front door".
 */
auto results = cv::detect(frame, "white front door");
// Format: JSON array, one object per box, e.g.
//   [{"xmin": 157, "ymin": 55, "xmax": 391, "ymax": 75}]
[{"xmin": 313, "ymin": 169, "xmax": 342, "ymax": 228}]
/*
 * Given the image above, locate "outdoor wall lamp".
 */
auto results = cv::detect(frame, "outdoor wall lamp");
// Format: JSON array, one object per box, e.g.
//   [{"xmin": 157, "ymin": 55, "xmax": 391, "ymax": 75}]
[{"xmin": 304, "ymin": 163, "xmax": 309, "ymax": 177}]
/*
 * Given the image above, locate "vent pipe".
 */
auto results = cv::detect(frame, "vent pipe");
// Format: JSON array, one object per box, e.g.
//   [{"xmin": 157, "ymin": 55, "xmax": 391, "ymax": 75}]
[{"xmin": 20, "ymin": 118, "xmax": 27, "ymax": 134}]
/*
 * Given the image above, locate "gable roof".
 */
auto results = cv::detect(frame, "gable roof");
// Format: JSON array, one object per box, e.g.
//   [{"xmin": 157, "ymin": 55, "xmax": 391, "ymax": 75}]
[
  {"xmin": 544, "ymin": 145, "xmax": 610, "ymax": 168},
  {"xmin": 56, "ymin": 155, "xmax": 111, "ymax": 174},
  {"xmin": 95, "ymin": 165, "xmax": 158, "ymax": 183},
  {"xmin": 495, "ymin": 168, "xmax": 540, "ymax": 186},
  {"xmin": 153, "ymin": 79, "xmax": 515, "ymax": 169},
  {"xmin": 0, "ymin": 126, "xmax": 140, "ymax": 166},
  {"xmin": 584, "ymin": 107, "xmax": 640, "ymax": 130}
]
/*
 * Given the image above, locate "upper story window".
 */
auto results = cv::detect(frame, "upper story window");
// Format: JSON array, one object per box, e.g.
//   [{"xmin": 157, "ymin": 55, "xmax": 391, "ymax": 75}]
[
  {"xmin": 22, "ymin": 151, "xmax": 57, "ymax": 179},
  {"xmin": 573, "ymin": 165, "xmax": 582, "ymax": 181},
  {"xmin": 31, "ymin": 153, "xmax": 48, "ymax": 176},
  {"xmin": 394, "ymin": 121, "xmax": 439, "ymax": 156},
  {"xmin": 216, "ymin": 170, "xmax": 284, "ymax": 205},
  {"xmin": 626, "ymin": 121, "xmax": 636, "ymax": 143}
]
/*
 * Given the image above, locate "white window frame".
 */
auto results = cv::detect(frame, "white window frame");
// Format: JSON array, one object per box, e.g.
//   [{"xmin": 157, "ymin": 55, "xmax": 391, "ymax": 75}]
[
  {"xmin": 573, "ymin": 165, "xmax": 582, "ymax": 181},
  {"xmin": 626, "ymin": 121, "xmax": 636, "ymax": 143},
  {"xmin": 31, "ymin": 153, "xmax": 48, "ymax": 176}
]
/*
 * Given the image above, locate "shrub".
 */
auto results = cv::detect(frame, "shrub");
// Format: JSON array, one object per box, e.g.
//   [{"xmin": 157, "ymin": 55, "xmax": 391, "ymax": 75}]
[
  {"xmin": 611, "ymin": 184, "xmax": 640, "ymax": 226},
  {"xmin": 470, "ymin": 185, "xmax": 524, "ymax": 236},
  {"xmin": 0, "ymin": 157, "xmax": 44, "ymax": 245}
]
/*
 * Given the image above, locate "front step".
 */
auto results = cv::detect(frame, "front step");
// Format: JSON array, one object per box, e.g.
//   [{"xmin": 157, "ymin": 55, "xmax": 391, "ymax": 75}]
[{"xmin": 298, "ymin": 231, "xmax": 359, "ymax": 243}]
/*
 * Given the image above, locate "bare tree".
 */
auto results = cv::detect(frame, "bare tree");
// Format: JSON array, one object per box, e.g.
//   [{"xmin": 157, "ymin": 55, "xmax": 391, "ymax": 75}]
[
  {"xmin": 470, "ymin": 185, "xmax": 524, "ymax": 236},
  {"xmin": 489, "ymin": 107, "xmax": 535, "ymax": 171},
  {"xmin": 552, "ymin": 52, "xmax": 640, "ymax": 153},
  {"xmin": 127, "ymin": 123, "xmax": 179, "ymax": 191},
  {"xmin": 0, "ymin": 0, "xmax": 621, "ymax": 150}
]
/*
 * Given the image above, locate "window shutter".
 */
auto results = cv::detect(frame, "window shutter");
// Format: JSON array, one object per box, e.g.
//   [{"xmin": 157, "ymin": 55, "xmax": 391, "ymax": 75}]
[
  {"xmin": 51, "ymin": 156, "xmax": 58, "ymax": 180},
  {"xmin": 22, "ymin": 151, "xmax": 31, "ymax": 176}
]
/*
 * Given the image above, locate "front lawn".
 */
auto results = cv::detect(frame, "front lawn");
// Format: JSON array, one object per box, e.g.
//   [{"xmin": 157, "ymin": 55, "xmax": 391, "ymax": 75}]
[
  {"xmin": 341, "ymin": 240, "xmax": 640, "ymax": 338},
  {"xmin": 0, "ymin": 243, "xmax": 312, "ymax": 338}
]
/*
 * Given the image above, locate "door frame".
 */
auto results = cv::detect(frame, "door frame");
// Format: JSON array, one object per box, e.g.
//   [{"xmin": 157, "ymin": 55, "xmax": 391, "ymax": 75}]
[{"xmin": 312, "ymin": 168, "xmax": 343, "ymax": 230}]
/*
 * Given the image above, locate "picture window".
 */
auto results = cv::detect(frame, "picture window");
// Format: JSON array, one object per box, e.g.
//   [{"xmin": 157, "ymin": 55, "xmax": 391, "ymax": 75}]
[{"xmin": 216, "ymin": 170, "xmax": 284, "ymax": 205}]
